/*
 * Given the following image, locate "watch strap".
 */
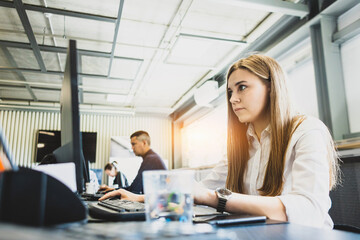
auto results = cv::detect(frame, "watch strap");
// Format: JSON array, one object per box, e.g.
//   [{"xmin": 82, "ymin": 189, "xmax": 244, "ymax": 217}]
[{"xmin": 216, "ymin": 197, "xmax": 227, "ymax": 213}]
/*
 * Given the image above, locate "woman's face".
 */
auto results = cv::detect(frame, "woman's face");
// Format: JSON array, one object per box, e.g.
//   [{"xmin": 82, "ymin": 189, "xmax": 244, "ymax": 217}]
[
  {"xmin": 228, "ymin": 68, "xmax": 270, "ymax": 125},
  {"xmin": 105, "ymin": 168, "xmax": 116, "ymax": 177}
]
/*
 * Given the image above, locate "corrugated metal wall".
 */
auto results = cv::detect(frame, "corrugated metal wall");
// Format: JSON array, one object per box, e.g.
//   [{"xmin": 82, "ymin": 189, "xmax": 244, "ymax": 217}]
[{"xmin": 0, "ymin": 109, "xmax": 173, "ymax": 183}]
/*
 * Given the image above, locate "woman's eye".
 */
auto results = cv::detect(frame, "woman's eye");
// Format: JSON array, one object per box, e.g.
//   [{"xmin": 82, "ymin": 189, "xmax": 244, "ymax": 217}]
[
  {"xmin": 227, "ymin": 90, "xmax": 232, "ymax": 97},
  {"xmin": 239, "ymin": 85, "xmax": 246, "ymax": 91}
]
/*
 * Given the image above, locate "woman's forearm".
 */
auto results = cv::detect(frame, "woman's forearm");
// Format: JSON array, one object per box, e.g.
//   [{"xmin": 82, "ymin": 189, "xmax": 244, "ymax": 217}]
[
  {"xmin": 225, "ymin": 193, "xmax": 287, "ymax": 221},
  {"xmin": 196, "ymin": 190, "xmax": 286, "ymax": 221}
]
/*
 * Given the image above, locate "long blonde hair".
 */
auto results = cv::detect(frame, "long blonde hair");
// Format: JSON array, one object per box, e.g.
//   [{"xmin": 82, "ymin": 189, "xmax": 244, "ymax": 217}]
[{"xmin": 225, "ymin": 54, "xmax": 339, "ymax": 195}]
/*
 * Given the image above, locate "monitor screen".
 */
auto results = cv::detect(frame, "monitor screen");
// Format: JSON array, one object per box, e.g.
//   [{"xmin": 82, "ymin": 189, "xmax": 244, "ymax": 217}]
[
  {"xmin": 35, "ymin": 130, "xmax": 97, "ymax": 163},
  {"xmin": 52, "ymin": 40, "xmax": 88, "ymax": 193}
]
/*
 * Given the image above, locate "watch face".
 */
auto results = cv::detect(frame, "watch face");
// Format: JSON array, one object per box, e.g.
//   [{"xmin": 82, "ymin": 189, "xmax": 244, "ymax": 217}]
[{"xmin": 216, "ymin": 188, "xmax": 232, "ymax": 198}]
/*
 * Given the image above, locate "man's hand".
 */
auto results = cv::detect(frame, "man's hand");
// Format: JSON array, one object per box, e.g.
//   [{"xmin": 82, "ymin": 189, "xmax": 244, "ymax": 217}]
[
  {"xmin": 99, "ymin": 184, "xmax": 108, "ymax": 189},
  {"xmin": 97, "ymin": 185, "xmax": 115, "ymax": 193},
  {"xmin": 98, "ymin": 188, "xmax": 145, "ymax": 202},
  {"xmin": 98, "ymin": 184, "xmax": 109, "ymax": 191}
]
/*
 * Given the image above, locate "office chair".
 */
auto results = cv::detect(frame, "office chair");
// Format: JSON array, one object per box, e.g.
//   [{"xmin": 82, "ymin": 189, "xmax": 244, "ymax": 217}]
[
  {"xmin": 90, "ymin": 168, "xmax": 103, "ymax": 186},
  {"xmin": 329, "ymin": 155, "xmax": 360, "ymax": 233}
]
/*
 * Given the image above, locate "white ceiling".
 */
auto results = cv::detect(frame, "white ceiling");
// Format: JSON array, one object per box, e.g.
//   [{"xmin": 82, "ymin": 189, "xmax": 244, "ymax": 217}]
[{"xmin": 0, "ymin": 0, "xmax": 307, "ymax": 115}]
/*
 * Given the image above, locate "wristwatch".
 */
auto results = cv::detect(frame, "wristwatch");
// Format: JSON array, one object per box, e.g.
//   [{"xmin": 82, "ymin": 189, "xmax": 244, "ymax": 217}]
[{"xmin": 215, "ymin": 187, "xmax": 232, "ymax": 213}]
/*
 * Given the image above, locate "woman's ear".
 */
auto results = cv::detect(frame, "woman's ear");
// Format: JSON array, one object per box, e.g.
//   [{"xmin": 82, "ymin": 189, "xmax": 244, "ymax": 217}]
[{"xmin": 267, "ymin": 81, "xmax": 271, "ymax": 92}]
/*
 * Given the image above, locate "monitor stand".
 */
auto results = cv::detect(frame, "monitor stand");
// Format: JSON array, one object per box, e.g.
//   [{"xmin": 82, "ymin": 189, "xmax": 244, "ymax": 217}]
[{"xmin": 0, "ymin": 168, "xmax": 87, "ymax": 226}]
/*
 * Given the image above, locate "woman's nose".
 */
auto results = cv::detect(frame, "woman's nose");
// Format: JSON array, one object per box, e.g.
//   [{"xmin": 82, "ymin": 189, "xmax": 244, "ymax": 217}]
[{"xmin": 230, "ymin": 93, "xmax": 239, "ymax": 103}]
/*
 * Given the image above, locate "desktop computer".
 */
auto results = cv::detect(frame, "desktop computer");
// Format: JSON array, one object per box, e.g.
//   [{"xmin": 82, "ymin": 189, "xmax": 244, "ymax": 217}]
[
  {"xmin": 53, "ymin": 39, "xmax": 89, "ymax": 194},
  {"xmin": 0, "ymin": 39, "xmax": 87, "ymax": 226}
]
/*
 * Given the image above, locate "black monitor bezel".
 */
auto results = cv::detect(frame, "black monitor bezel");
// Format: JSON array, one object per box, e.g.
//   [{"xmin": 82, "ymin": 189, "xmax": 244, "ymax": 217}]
[{"xmin": 53, "ymin": 40, "xmax": 89, "ymax": 193}]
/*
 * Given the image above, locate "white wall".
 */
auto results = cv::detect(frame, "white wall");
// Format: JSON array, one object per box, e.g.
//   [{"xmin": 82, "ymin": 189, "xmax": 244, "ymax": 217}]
[
  {"xmin": 286, "ymin": 59, "xmax": 319, "ymax": 118},
  {"xmin": 0, "ymin": 110, "xmax": 172, "ymax": 183}
]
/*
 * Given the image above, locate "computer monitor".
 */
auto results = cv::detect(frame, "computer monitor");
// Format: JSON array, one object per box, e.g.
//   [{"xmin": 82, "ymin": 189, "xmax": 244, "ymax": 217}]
[
  {"xmin": 35, "ymin": 130, "xmax": 97, "ymax": 163},
  {"xmin": 52, "ymin": 39, "xmax": 89, "ymax": 193}
]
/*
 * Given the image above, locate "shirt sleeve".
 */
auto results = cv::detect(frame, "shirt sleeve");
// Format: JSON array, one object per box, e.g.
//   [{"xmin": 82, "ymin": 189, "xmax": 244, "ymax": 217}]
[
  {"xmin": 277, "ymin": 128, "xmax": 333, "ymax": 228},
  {"xmin": 200, "ymin": 155, "xmax": 228, "ymax": 190}
]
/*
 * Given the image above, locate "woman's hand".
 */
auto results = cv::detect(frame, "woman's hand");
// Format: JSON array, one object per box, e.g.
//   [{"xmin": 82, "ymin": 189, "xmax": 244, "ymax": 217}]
[
  {"xmin": 98, "ymin": 188, "xmax": 145, "ymax": 202},
  {"xmin": 193, "ymin": 181, "xmax": 217, "ymax": 208}
]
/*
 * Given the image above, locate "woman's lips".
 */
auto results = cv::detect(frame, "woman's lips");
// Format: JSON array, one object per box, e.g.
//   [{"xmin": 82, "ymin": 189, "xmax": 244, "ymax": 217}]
[{"xmin": 234, "ymin": 107, "xmax": 244, "ymax": 112}]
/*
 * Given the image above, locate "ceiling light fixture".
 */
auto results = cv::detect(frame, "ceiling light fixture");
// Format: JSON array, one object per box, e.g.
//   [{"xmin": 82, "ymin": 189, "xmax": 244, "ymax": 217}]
[
  {"xmin": 80, "ymin": 104, "xmax": 135, "ymax": 116},
  {"xmin": 106, "ymin": 94, "xmax": 127, "ymax": 103}
]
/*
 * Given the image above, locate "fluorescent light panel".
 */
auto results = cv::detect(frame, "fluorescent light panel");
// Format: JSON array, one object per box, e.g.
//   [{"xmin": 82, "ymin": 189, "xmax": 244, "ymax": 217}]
[{"xmin": 106, "ymin": 94, "xmax": 127, "ymax": 103}]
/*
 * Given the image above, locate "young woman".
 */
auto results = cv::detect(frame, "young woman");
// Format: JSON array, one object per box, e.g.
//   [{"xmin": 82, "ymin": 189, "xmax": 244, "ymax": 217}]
[
  {"xmin": 98, "ymin": 162, "xmax": 129, "ymax": 192},
  {"xmin": 99, "ymin": 54, "xmax": 340, "ymax": 229}
]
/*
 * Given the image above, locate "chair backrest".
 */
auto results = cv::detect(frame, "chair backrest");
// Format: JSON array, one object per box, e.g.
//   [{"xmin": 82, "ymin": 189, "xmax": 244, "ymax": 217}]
[
  {"xmin": 90, "ymin": 168, "xmax": 102, "ymax": 185},
  {"xmin": 329, "ymin": 155, "xmax": 360, "ymax": 230}
]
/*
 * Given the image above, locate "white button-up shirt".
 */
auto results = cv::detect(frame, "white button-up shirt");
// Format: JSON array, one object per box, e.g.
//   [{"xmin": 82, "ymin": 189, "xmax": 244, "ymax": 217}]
[{"xmin": 200, "ymin": 116, "xmax": 334, "ymax": 228}]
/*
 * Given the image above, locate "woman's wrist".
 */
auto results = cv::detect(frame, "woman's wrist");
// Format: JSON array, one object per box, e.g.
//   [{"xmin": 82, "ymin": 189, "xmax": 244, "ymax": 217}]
[
  {"xmin": 197, "ymin": 189, "xmax": 217, "ymax": 207},
  {"xmin": 208, "ymin": 190, "xmax": 218, "ymax": 208}
]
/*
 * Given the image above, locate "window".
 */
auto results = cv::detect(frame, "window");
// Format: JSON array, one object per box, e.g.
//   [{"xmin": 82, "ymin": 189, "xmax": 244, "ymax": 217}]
[
  {"xmin": 340, "ymin": 34, "xmax": 360, "ymax": 133},
  {"xmin": 181, "ymin": 104, "xmax": 227, "ymax": 168}
]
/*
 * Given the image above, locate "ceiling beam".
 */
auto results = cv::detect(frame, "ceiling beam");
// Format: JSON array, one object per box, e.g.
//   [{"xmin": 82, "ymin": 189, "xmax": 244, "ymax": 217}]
[
  {"xmin": 23, "ymin": 3, "xmax": 116, "ymax": 23},
  {"xmin": 0, "ymin": 40, "xmax": 32, "ymax": 49},
  {"xmin": 179, "ymin": 33, "xmax": 247, "ymax": 45},
  {"xmin": 333, "ymin": 18, "xmax": 360, "ymax": 44},
  {"xmin": 0, "ymin": 28, "xmax": 165, "ymax": 51},
  {"xmin": 13, "ymin": 0, "xmax": 47, "ymax": 72},
  {"xmin": 0, "ymin": 67, "xmax": 134, "ymax": 82},
  {"xmin": 210, "ymin": 0, "xmax": 309, "ymax": 18},
  {"xmin": 1, "ymin": 46, "xmax": 37, "ymax": 101},
  {"xmin": 0, "ymin": 79, "xmax": 130, "ymax": 95},
  {"xmin": 0, "ymin": 0, "xmax": 116, "ymax": 23},
  {"xmin": 0, "ymin": 0, "xmax": 12, "ymax": 8},
  {"xmin": 107, "ymin": 0, "xmax": 124, "ymax": 77},
  {"xmin": 0, "ymin": 40, "xmax": 143, "ymax": 62}
]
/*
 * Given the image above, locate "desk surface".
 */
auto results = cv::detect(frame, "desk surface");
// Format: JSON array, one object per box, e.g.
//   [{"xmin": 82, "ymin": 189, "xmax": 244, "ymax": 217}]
[{"xmin": 0, "ymin": 221, "xmax": 358, "ymax": 240}]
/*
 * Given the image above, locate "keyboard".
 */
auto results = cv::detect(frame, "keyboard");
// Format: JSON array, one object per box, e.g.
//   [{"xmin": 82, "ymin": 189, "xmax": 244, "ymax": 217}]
[
  {"xmin": 89, "ymin": 199, "xmax": 224, "ymax": 222},
  {"xmin": 88, "ymin": 198, "xmax": 146, "ymax": 221},
  {"xmin": 80, "ymin": 192, "xmax": 104, "ymax": 201},
  {"xmin": 99, "ymin": 198, "xmax": 145, "ymax": 212}
]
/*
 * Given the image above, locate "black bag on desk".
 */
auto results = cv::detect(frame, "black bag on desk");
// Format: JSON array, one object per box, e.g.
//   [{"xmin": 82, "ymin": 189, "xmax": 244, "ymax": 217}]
[{"xmin": 0, "ymin": 168, "xmax": 87, "ymax": 226}]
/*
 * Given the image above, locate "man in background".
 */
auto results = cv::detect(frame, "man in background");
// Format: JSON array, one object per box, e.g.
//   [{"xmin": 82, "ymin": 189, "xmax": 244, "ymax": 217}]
[
  {"xmin": 99, "ymin": 130, "xmax": 167, "ymax": 195},
  {"xmin": 123, "ymin": 130, "xmax": 167, "ymax": 194}
]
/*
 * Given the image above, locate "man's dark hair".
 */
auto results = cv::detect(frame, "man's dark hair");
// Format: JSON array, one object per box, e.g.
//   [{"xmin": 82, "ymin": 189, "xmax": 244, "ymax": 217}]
[{"xmin": 130, "ymin": 130, "xmax": 151, "ymax": 145}]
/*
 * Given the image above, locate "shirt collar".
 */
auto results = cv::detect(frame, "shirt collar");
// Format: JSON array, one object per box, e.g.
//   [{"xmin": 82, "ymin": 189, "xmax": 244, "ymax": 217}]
[
  {"xmin": 246, "ymin": 123, "xmax": 271, "ymax": 142},
  {"xmin": 246, "ymin": 123, "xmax": 256, "ymax": 141}
]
